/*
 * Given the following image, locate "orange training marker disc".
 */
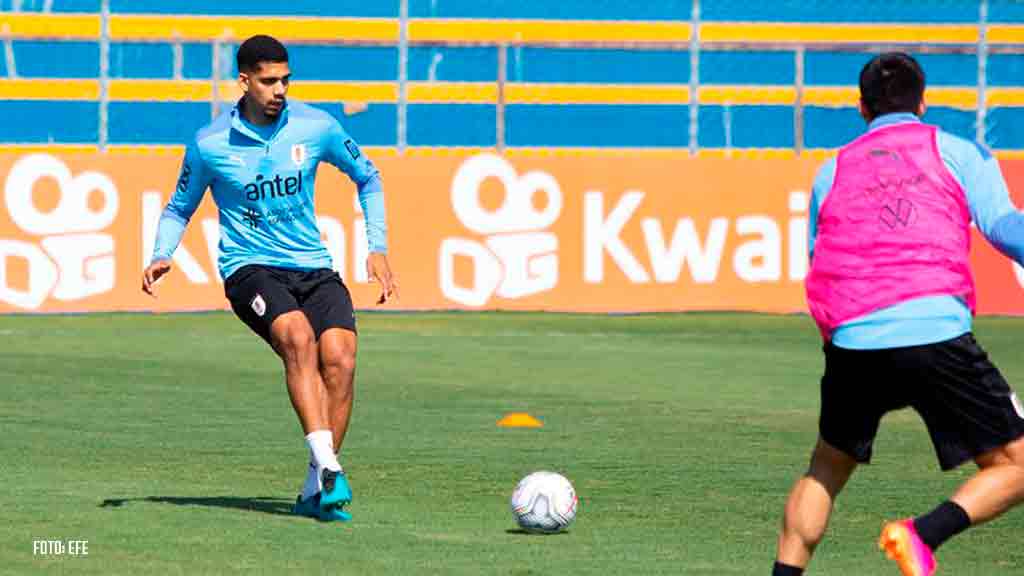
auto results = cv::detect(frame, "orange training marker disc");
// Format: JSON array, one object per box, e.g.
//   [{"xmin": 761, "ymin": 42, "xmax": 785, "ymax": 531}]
[{"xmin": 496, "ymin": 412, "xmax": 543, "ymax": 428}]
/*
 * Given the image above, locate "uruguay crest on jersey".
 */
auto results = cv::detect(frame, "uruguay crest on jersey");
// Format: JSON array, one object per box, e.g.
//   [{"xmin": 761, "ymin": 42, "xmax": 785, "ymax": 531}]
[{"xmin": 291, "ymin": 143, "xmax": 306, "ymax": 167}]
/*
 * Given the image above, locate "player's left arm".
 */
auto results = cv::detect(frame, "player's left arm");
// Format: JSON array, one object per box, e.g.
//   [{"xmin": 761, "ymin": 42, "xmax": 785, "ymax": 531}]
[
  {"xmin": 956, "ymin": 139, "xmax": 1024, "ymax": 265},
  {"xmin": 323, "ymin": 117, "xmax": 398, "ymax": 303}
]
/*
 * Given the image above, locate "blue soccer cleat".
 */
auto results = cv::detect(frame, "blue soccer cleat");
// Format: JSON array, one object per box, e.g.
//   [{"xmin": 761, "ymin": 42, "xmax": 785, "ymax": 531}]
[
  {"xmin": 319, "ymin": 469, "xmax": 353, "ymax": 511},
  {"xmin": 292, "ymin": 492, "xmax": 352, "ymax": 522}
]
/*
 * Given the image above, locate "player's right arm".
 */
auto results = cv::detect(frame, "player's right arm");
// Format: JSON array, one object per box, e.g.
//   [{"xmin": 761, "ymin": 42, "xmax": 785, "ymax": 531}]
[
  {"xmin": 142, "ymin": 142, "xmax": 211, "ymax": 296},
  {"xmin": 807, "ymin": 157, "xmax": 837, "ymax": 262}
]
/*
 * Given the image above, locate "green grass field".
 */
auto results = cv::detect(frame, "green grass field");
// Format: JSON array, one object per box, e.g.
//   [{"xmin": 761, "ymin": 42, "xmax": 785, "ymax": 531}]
[{"xmin": 3, "ymin": 311, "xmax": 1024, "ymax": 574}]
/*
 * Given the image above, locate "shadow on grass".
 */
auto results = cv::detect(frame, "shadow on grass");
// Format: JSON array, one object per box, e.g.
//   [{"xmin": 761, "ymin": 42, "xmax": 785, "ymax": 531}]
[
  {"xmin": 505, "ymin": 528, "xmax": 570, "ymax": 536},
  {"xmin": 100, "ymin": 496, "xmax": 294, "ymax": 517}
]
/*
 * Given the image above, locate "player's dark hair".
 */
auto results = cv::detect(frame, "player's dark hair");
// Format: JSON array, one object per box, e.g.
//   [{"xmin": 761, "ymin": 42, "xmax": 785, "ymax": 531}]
[
  {"xmin": 859, "ymin": 52, "xmax": 926, "ymax": 120},
  {"xmin": 236, "ymin": 35, "xmax": 289, "ymax": 73}
]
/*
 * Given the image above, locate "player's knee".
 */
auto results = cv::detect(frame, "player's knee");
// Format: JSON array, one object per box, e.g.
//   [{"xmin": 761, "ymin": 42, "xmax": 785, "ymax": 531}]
[
  {"xmin": 272, "ymin": 319, "xmax": 316, "ymax": 358},
  {"xmin": 975, "ymin": 436, "xmax": 1024, "ymax": 469},
  {"xmin": 1001, "ymin": 436, "xmax": 1024, "ymax": 468},
  {"xmin": 322, "ymin": 347, "xmax": 356, "ymax": 384}
]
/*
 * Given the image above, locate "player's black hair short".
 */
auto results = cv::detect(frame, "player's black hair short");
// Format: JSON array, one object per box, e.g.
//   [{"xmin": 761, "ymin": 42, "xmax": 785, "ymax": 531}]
[
  {"xmin": 236, "ymin": 35, "xmax": 289, "ymax": 73},
  {"xmin": 859, "ymin": 52, "xmax": 926, "ymax": 120}
]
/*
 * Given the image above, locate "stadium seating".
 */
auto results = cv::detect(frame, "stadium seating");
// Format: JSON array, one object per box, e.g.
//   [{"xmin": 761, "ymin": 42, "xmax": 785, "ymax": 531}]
[{"xmin": 0, "ymin": 0, "xmax": 1021, "ymax": 153}]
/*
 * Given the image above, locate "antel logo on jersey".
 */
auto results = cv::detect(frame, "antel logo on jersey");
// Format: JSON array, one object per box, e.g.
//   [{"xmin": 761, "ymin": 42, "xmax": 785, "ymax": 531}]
[
  {"xmin": 0, "ymin": 154, "xmax": 118, "ymax": 309},
  {"xmin": 245, "ymin": 171, "xmax": 303, "ymax": 202},
  {"xmin": 440, "ymin": 153, "xmax": 562, "ymax": 306}
]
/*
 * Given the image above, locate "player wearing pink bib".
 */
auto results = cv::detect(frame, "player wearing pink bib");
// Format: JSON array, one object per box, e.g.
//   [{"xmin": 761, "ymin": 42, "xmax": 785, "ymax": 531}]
[{"xmin": 771, "ymin": 53, "xmax": 1024, "ymax": 576}]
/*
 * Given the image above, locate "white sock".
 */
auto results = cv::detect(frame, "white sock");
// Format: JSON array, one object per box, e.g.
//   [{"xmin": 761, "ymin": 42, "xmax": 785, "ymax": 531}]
[
  {"xmin": 304, "ymin": 430, "xmax": 342, "ymax": 481},
  {"xmin": 300, "ymin": 459, "xmax": 321, "ymax": 501}
]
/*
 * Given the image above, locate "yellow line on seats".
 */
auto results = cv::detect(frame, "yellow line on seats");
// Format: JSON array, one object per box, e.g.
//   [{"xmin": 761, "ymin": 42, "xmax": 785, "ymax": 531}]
[
  {"xmin": 109, "ymin": 79, "xmax": 213, "ymax": 101},
  {"xmin": 0, "ymin": 143, "xmax": 99, "ymax": 154},
  {"xmin": 409, "ymin": 19, "xmax": 692, "ymax": 43},
  {"xmin": 802, "ymin": 87, "xmax": 859, "ymax": 107},
  {"xmin": 0, "ymin": 79, "xmax": 97, "ymax": 99},
  {"xmin": 5, "ymin": 14, "xmax": 1020, "ymax": 48},
  {"xmin": 700, "ymin": 23, "xmax": 978, "ymax": 44},
  {"xmin": 109, "ymin": 15, "xmax": 398, "ymax": 42},
  {"xmin": 506, "ymin": 83, "xmax": 690, "ymax": 104},
  {"xmin": 698, "ymin": 86, "xmax": 795, "ymax": 105},
  {"xmin": 409, "ymin": 82, "xmax": 497, "ymax": 103},
  {"xmin": 289, "ymin": 81, "xmax": 396, "ymax": 102},
  {"xmin": 0, "ymin": 13, "xmax": 99, "ymax": 39},
  {"xmin": 803, "ymin": 86, "xmax": 977, "ymax": 109},
  {"xmin": 987, "ymin": 87, "xmax": 1024, "ymax": 106},
  {"xmin": 696, "ymin": 148, "xmax": 797, "ymax": 159},
  {"xmin": 988, "ymin": 25, "xmax": 1024, "ymax": 44}
]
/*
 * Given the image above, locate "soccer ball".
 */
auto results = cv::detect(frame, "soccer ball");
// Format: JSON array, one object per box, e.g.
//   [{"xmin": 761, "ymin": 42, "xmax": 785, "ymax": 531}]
[{"xmin": 510, "ymin": 471, "xmax": 578, "ymax": 533}]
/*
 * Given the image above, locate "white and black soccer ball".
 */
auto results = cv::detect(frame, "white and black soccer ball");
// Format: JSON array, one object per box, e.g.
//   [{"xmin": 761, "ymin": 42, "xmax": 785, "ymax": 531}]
[{"xmin": 510, "ymin": 471, "xmax": 578, "ymax": 533}]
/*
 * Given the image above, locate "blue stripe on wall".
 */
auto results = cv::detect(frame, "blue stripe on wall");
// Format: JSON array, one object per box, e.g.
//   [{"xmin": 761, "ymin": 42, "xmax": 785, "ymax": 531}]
[
  {"xmin": 987, "ymin": 107, "xmax": 1024, "ymax": 149},
  {"xmin": 1, "ymin": 0, "xmax": 97, "ymax": 10},
  {"xmin": 804, "ymin": 107, "xmax": 864, "ymax": 148},
  {"xmin": 805, "ymin": 107, "xmax": 978, "ymax": 149},
  {"xmin": 108, "ymin": 102, "xmax": 210, "ymax": 143},
  {"xmin": 110, "ymin": 43, "xmax": 173, "ymax": 79},
  {"xmin": 505, "ymin": 104, "xmax": 688, "ymax": 147},
  {"xmin": 987, "ymin": 54, "xmax": 1024, "ymax": 88},
  {"xmin": 510, "ymin": 47, "xmax": 689, "ymax": 84},
  {"xmin": 702, "ymin": 0, "xmax": 977, "ymax": 23},
  {"xmin": 0, "ymin": 100, "xmax": 97, "ymax": 142},
  {"xmin": 109, "ymin": 101, "xmax": 397, "ymax": 146},
  {"xmin": 699, "ymin": 105, "xmax": 793, "ymax": 148},
  {"xmin": 408, "ymin": 104, "xmax": 495, "ymax": 146},
  {"xmin": 990, "ymin": 0, "xmax": 1024, "ymax": 23},
  {"xmin": 289, "ymin": 46, "xmax": 397, "ymax": 82},
  {"xmin": 324, "ymin": 103, "xmax": 396, "ymax": 146},
  {"xmin": 409, "ymin": 47, "xmax": 497, "ymax": 82},
  {"xmin": 108, "ymin": 0, "xmax": 397, "ymax": 17},
  {"xmin": 183, "ymin": 43, "xmax": 213, "ymax": 79},
  {"xmin": 924, "ymin": 107, "xmax": 976, "ymax": 142},
  {"xmin": 700, "ymin": 51, "xmax": 793, "ymax": 85},
  {"xmin": 409, "ymin": 0, "xmax": 692, "ymax": 20},
  {"xmin": 14, "ymin": 41, "xmax": 98, "ymax": 78},
  {"xmin": 806, "ymin": 52, "xmax": 978, "ymax": 86}
]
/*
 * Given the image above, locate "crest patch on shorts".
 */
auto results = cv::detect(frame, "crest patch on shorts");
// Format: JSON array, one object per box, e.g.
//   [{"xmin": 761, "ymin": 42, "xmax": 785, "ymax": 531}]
[
  {"xmin": 1012, "ymin": 393, "xmax": 1024, "ymax": 420},
  {"xmin": 251, "ymin": 294, "xmax": 267, "ymax": 317}
]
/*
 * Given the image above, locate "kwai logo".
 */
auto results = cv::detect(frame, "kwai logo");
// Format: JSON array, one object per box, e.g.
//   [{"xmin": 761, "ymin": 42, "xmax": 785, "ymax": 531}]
[
  {"xmin": 440, "ymin": 153, "xmax": 562, "ymax": 306},
  {"xmin": 0, "ymin": 154, "xmax": 118, "ymax": 309}
]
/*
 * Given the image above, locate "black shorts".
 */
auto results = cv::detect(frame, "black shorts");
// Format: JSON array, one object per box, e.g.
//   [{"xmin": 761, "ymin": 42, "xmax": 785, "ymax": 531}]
[
  {"xmin": 819, "ymin": 333, "xmax": 1024, "ymax": 471},
  {"xmin": 224, "ymin": 264, "xmax": 356, "ymax": 347}
]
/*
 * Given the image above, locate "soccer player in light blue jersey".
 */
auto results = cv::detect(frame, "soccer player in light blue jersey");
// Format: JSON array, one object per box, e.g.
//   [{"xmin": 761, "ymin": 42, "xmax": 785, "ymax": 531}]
[
  {"xmin": 142, "ymin": 35, "xmax": 398, "ymax": 522},
  {"xmin": 772, "ymin": 53, "xmax": 1024, "ymax": 576}
]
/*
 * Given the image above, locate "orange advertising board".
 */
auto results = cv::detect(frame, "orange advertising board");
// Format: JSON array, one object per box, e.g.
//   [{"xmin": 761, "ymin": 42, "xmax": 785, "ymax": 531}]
[{"xmin": 1, "ymin": 152, "xmax": 1023, "ymax": 315}]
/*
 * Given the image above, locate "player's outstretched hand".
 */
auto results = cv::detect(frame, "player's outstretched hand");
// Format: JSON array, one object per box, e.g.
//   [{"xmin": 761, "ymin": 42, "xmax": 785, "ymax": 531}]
[
  {"xmin": 367, "ymin": 252, "xmax": 399, "ymax": 304},
  {"xmin": 142, "ymin": 259, "xmax": 172, "ymax": 297}
]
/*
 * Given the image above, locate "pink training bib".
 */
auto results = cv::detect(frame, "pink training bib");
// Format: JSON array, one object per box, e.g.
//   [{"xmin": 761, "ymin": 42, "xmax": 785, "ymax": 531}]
[{"xmin": 805, "ymin": 122, "xmax": 975, "ymax": 341}]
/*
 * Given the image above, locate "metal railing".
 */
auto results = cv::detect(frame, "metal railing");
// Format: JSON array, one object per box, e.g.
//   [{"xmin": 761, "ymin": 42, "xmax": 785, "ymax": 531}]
[{"xmin": 0, "ymin": 0, "xmax": 1022, "ymax": 153}]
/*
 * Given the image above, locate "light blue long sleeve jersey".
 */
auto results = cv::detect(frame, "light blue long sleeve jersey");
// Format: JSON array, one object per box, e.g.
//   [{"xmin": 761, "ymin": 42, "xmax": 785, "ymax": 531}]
[
  {"xmin": 151, "ymin": 99, "xmax": 386, "ymax": 280},
  {"xmin": 810, "ymin": 112, "xmax": 1024, "ymax": 349}
]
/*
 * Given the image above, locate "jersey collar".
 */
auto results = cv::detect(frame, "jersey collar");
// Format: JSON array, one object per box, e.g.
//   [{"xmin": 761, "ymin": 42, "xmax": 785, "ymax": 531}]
[
  {"xmin": 868, "ymin": 112, "xmax": 921, "ymax": 132},
  {"xmin": 230, "ymin": 97, "xmax": 289, "ymax": 143}
]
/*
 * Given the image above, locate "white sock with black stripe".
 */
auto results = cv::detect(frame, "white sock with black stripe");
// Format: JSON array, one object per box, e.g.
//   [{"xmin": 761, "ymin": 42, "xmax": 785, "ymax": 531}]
[{"xmin": 300, "ymin": 459, "xmax": 320, "ymax": 501}]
